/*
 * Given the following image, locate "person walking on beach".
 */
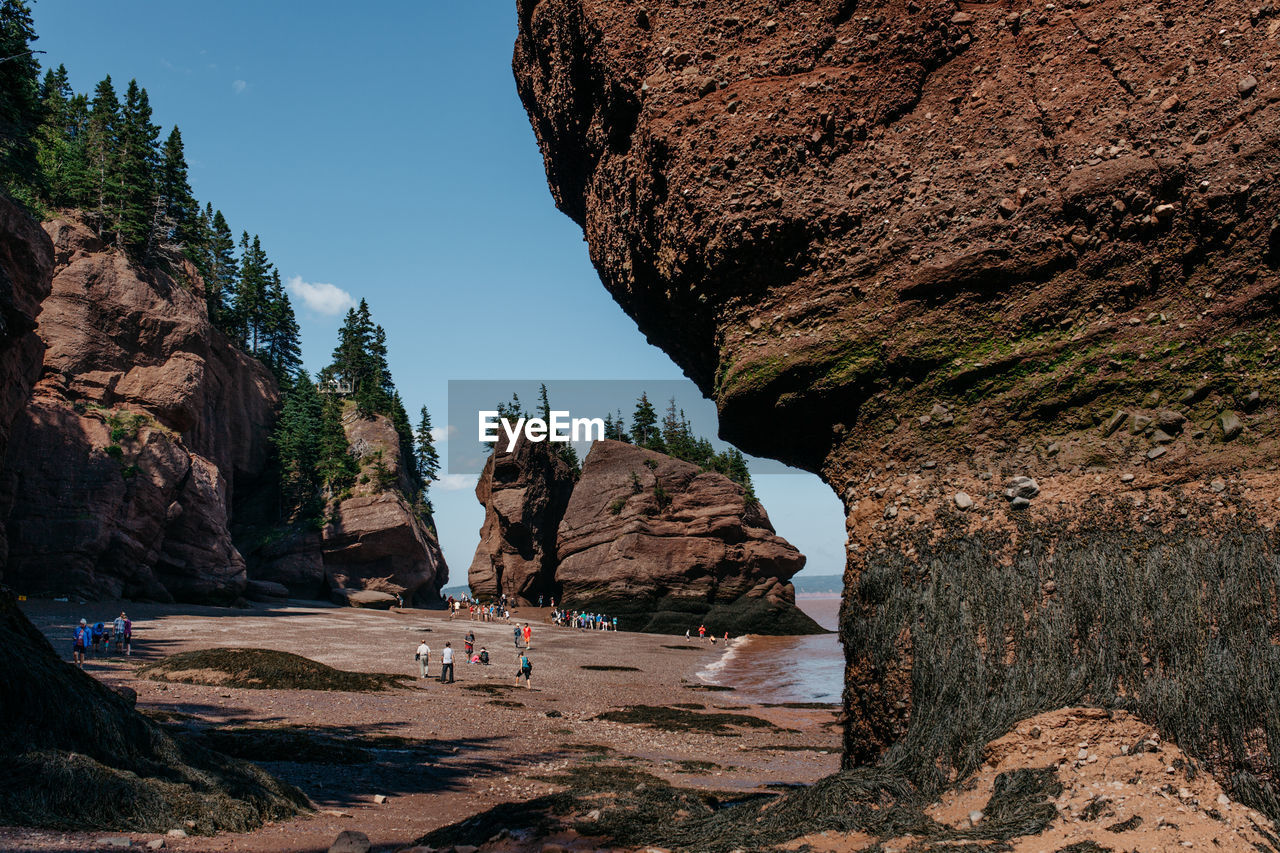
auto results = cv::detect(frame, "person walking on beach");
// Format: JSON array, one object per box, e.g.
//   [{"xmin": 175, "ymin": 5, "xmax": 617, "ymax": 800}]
[
  {"xmin": 440, "ymin": 642, "xmax": 454, "ymax": 683},
  {"xmin": 121, "ymin": 613, "xmax": 132, "ymax": 655},
  {"xmin": 416, "ymin": 639, "xmax": 431, "ymax": 679},
  {"xmin": 72, "ymin": 619, "xmax": 90, "ymax": 668},
  {"xmin": 685, "ymin": 628, "xmax": 691, "ymax": 640},
  {"xmin": 516, "ymin": 650, "xmax": 532, "ymax": 689},
  {"xmin": 698, "ymin": 624, "xmax": 706, "ymax": 640},
  {"xmin": 513, "ymin": 624, "xmax": 522, "ymax": 648},
  {"xmin": 522, "ymin": 623, "xmax": 532, "ymax": 650},
  {"xmin": 464, "ymin": 631, "xmax": 475, "ymax": 659},
  {"xmin": 113, "ymin": 612, "xmax": 126, "ymax": 654}
]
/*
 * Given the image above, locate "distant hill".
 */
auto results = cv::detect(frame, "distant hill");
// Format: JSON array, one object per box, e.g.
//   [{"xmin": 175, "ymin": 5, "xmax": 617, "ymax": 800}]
[
  {"xmin": 792, "ymin": 574, "xmax": 842, "ymax": 595},
  {"xmin": 441, "ymin": 585, "xmax": 472, "ymax": 600}
]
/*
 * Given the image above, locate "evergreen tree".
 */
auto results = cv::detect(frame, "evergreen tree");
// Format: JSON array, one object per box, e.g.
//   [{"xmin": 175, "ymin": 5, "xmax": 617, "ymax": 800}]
[
  {"xmin": 630, "ymin": 392, "xmax": 662, "ymax": 451},
  {"xmin": 84, "ymin": 76, "xmax": 119, "ymax": 236},
  {"xmin": 537, "ymin": 383, "xmax": 551, "ymax": 421},
  {"xmin": 34, "ymin": 65, "xmax": 88, "ymax": 208},
  {"xmin": 414, "ymin": 405, "xmax": 440, "ymax": 492},
  {"xmin": 234, "ymin": 232, "xmax": 271, "ymax": 351},
  {"xmin": 260, "ymin": 270, "xmax": 302, "ymax": 380},
  {"xmin": 0, "ymin": 0, "xmax": 42, "ymax": 205},
  {"xmin": 153, "ymin": 125, "xmax": 198, "ymax": 254},
  {"xmin": 272, "ymin": 371, "xmax": 325, "ymax": 520},
  {"xmin": 201, "ymin": 207, "xmax": 237, "ymax": 328},
  {"xmin": 389, "ymin": 390, "xmax": 418, "ymax": 492},
  {"xmin": 116, "ymin": 79, "xmax": 159, "ymax": 253},
  {"xmin": 316, "ymin": 394, "xmax": 357, "ymax": 495}
]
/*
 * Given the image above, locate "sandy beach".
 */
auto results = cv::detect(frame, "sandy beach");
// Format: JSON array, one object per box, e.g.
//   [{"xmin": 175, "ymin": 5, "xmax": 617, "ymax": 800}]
[{"xmin": 5, "ymin": 599, "xmax": 842, "ymax": 852}]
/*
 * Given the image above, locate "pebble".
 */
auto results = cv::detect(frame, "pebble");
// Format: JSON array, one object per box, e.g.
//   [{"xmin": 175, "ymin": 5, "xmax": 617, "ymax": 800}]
[
  {"xmin": 94, "ymin": 838, "xmax": 131, "ymax": 849},
  {"xmin": 1218, "ymin": 411, "xmax": 1243, "ymax": 441},
  {"xmin": 373, "ymin": 794, "xmax": 388, "ymax": 804},
  {"xmin": 1238, "ymin": 75, "xmax": 1258, "ymax": 97},
  {"xmin": 968, "ymin": 809, "xmax": 984, "ymax": 826},
  {"xmin": 166, "ymin": 829, "xmax": 187, "ymax": 839},
  {"xmin": 1005, "ymin": 476, "xmax": 1040, "ymax": 501},
  {"xmin": 1160, "ymin": 94, "xmax": 1180, "ymax": 112},
  {"xmin": 954, "ymin": 491, "xmax": 974, "ymax": 510},
  {"xmin": 1147, "ymin": 446, "xmax": 1167, "ymax": 460},
  {"xmin": 147, "ymin": 842, "xmax": 165, "ymax": 851},
  {"xmin": 1210, "ymin": 478, "xmax": 1227, "ymax": 493},
  {"xmin": 1120, "ymin": 473, "xmax": 1135, "ymax": 483}
]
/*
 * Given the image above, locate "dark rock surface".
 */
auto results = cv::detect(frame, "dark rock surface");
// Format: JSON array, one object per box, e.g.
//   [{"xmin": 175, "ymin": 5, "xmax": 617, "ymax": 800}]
[{"xmin": 0, "ymin": 197, "xmax": 53, "ymax": 575}]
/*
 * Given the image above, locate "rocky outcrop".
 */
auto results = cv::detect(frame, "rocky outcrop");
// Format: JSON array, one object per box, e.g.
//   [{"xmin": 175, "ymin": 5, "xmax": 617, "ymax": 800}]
[
  {"xmin": 467, "ymin": 436, "xmax": 574, "ymax": 604},
  {"xmin": 515, "ymin": 0, "xmax": 1280, "ymax": 812},
  {"xmin": 468, "ymin": 438, "xmax": 819, "ymax": 633},
  {"xmin": 557, "ymin": 440, "xmax": 819, "ymax": 634},
  {"xmin": 251, "ymin": 409, "xmax": 448, "ymax": 606},
  {"xmin": 0, "ymin": 216, "xmax": 278, "ymax": 602},
  {"xmin": 0, "ymin": 590, "xmax": 306, "ymax": 831},
  {"xmin": 0, "ymin": 197, "xmax": 53, "ymax": 576}
]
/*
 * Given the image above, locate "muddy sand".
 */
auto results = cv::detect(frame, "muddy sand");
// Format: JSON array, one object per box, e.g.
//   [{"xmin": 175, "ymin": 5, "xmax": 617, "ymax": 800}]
[
  {"xmin": 5, "ymin": 600, "xmax": 841, "ymax": 852},
  {"xmin": 8, "ymin": 600, "xmax": 1277, "ymax": 852}
]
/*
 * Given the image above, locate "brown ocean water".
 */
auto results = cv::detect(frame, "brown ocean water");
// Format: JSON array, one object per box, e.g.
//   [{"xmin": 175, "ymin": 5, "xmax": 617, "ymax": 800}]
[{"xmin": 697, "ymin": 595, "xmax": 843, "ymax": 704}]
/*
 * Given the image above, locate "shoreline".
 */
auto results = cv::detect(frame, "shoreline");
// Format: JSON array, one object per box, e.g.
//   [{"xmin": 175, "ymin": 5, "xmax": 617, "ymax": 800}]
[{"xmin": 5, "ymin": 599, "xmax": 843, "ymax": 852}]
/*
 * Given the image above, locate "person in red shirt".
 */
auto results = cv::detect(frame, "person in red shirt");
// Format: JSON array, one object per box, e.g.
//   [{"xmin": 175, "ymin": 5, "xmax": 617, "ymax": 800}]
[
  {"xmin": 698, "ymin": 625, "xmax": 706, "ymax": 639},
  {"xmin": 522, "ymin": 623, "xmax": 532, "ymax": 650}
]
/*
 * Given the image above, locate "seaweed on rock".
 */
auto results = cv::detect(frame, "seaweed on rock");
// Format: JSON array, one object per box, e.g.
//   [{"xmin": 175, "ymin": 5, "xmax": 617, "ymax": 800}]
[
  {"xmin": 0, "ymin": 593, "xmax": 308, "ymax": 832},
  {"xmin": 844, "ymin": 515, "xmax": 1280, "ymax": 819}
]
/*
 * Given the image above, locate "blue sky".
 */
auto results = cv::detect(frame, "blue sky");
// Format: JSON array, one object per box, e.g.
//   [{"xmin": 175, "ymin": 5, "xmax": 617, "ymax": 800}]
[{"xmin": 28, "ymin": 1, "xmax": 845, "ymax": 583}]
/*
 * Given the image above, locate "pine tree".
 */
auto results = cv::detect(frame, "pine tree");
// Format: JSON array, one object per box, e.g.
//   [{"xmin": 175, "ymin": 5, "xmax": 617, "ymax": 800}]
[
  {"xmin": 273, "ymin": 371, "xmax": 325, "ymax": 520},
  {"xmin": 537, "ymin": 383, "xmax": 551, "ymax": 421},
  {"xmin": 389, "ymin": 390, "xmax": 418, "ymax": 492},
  {"xmin": 202, "ymin": 207, "xmax": 237, "ymax": 329},
  {"xmin": 631, "ymin": 392, "xmax": 662, "ymax": 451},
  {"xmin": 316, "ymin": 395, "xmax": 357, "ymax": 495},
  {"xmin": 261, "ymin": 270, "xmax": 302, "ymax": 381},
  {"xmin": 116, "ymin": 80, "xmax": 159, "ymax": 254},
  {"xmin": 234, "ymin": 232, "xmax": 271, "ymax": 351},
  {"xmin": 84, "ymin": 76, "xmax": 119, "ymax": 236},
  {"xmin": 414, "ymin": 405, "xmax": 440, "ymax": 492},
  {"xmin": 153, "ymin": 126, "xmax": 198, "ymax": 254},
  {"xmin": 34, "ymin": 65, "xmax": 88, "ymax": 208},
  {"xmin": 0, "ymin": 0, "xmax": 42, "ymax": 206}
]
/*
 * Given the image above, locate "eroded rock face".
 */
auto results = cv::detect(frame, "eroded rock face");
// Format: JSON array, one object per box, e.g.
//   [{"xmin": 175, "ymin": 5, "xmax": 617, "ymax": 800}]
[
  {"xmin": 467, "ymin": 437, "xmax": 575, "ymax": 604},
  {"xmin": 515, "ymin": 0, "xmax": 1280, "ymax": 805},
  {"xmin": 556, "ymin": 440, "xmax": 819, "ymax": 634},
  {"xmin": 252, "ymin": 411, "xmax": 448, "ymax": 606},
  {"xmin": 0, "ymin": 217, "xmax": 278, "ymax": 602},
  {"xmin": 0, "ymin": 198, "xmax": 53, "ymax": 575}
]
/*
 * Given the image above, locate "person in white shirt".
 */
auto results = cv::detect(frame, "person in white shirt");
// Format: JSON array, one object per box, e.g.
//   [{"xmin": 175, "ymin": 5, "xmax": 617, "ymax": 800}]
[
  {"xmin": 440, "ymin": 642, "xmax": 455, "ymax": 683},
  {"xmin": 415, "ymin": 639, "xmax": 431, "ymax": 678}
]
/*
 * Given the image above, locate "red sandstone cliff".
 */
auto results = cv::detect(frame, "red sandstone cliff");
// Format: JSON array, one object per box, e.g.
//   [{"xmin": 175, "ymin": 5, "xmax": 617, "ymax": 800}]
[
  {"xmin": 515, "ymin": 0, "xmax": 1280, "ymax": 814},
  {"xmin": 250, "ymin": 408, "xmax": 448, "ymax": 607},
  {"xmin": 0, "ymin": 197, "xmax": 53, "ymax": 577},
  {"xmin": 468, "ymin": 436, "xmax": 575, "ymax": 605},
  {"xmin": 0, "ymin": 217, "xmax": 278, "ymax": 602}
]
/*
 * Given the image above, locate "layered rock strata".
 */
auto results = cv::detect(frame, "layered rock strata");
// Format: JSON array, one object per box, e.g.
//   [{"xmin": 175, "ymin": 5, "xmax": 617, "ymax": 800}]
[
  {"xmin": 470, "ymin": 438, "xmax": 820, "ymax": 633},
  {"xmin": 0, "ymin": 217, "xmax": 277, "ymax": 602},
  {"xmin": 514, "ymin": 0, "xmax": 1280, "ymax": 810}
]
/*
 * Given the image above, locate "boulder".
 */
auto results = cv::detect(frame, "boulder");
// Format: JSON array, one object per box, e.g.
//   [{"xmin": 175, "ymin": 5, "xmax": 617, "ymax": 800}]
[
  {"xmin": 467, "ymin": 436, "xmax": 574, "ymax": 604},
  {"xmin": 554, "ymin": 441, "xmax": 822, "ymax": 635},
  {"xmin": 245, "ymin": 580, "xmax": 290, "ymax": 601},
  {"xmin": 327, "ymin": 830, "xmax": 371, "ymax": 853}
]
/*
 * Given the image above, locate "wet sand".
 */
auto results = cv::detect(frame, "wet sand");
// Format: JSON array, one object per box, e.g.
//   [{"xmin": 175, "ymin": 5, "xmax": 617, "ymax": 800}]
[{"xmin": 5, "ymin": 599, "xmax": 843, "ymax": 852}]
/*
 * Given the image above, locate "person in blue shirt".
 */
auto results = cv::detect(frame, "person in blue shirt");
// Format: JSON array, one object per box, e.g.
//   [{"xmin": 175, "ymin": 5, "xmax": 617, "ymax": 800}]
[{"xmin": 71, "ymin": 619, "xmax": 90, "ymax": 668}]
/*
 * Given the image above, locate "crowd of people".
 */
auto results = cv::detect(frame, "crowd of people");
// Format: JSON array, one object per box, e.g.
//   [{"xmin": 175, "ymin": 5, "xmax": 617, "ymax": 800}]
[
  {"xmin": 413, "ymin": 620, "xmax": 535, "ymax": 688},
  {"xmin": 69, "ymin": 611, "xmax": 133, "ymax": 667},
  {"xmin": 552, "ymin": 609, "xmax": 618, "ymax": 631}
]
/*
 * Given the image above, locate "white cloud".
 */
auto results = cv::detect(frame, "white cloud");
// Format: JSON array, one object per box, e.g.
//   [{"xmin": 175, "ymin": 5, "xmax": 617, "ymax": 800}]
[
  {"xmin": 435, "ymin": 474, "xmax": 475, "ymax": 492},
  {"xmin": 232, "ymin": 79, "xmax": 247, "ymax": 94},
  {"xmin": 430, "ymin": 426, "xmax": 449, "ymax": 443},
  {"xmin": 287, "ymin": 276, "xmax": 356, "ymax": 316}
]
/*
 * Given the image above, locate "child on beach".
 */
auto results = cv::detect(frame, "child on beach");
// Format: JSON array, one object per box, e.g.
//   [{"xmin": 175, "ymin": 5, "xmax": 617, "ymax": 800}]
[{"xmin": 71, "ymin": 619, "xmax": 90, "ymax": 668}]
